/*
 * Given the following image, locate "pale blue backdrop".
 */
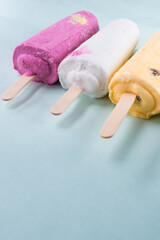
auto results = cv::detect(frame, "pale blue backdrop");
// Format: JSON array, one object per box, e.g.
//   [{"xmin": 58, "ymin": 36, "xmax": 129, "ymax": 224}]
[{"xmin": 0, "ymin": 0, "xmax": 160, "ymax": 239}]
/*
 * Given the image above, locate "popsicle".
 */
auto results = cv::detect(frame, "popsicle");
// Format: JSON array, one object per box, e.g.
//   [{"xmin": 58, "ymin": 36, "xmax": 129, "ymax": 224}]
[
  {"xmin": 51, "ymin": 18, "xmax": 139, "ymax": 115},
  {"xmin": 100, "ymin": 30, "xmax": 160, "ymax": 138},
  {"xmin": 2, "ymin": 11, "xmax": 99, "ymax": 101}
]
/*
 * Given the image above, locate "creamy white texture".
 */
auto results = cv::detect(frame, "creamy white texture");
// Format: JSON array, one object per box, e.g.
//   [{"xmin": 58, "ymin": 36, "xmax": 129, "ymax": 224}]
[{"xmin": 58, "ymin": 18, "xmax": 140, "ymax": 98}]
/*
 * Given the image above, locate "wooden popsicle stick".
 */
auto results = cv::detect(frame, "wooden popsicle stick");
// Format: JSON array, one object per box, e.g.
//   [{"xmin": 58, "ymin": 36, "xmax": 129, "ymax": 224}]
[
  {"xmin": 100, "ymin": 93, "xmax": 136, "ymax": 138},
  {"xmin": 1, "ymin": 74, "xmax": 36, "ymax": 101},
  {"xmin": 51, "ymin": 85, "xmax": 83, "ymax": 115}
]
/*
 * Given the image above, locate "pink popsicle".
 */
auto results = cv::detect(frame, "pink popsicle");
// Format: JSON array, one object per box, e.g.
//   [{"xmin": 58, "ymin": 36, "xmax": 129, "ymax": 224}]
[
  {"xmin": 13, "ymin": 11, "xmax": 99, "ymax": 84},
  {"xmin": 2, "ymin": 11, "xmax": 99, "ymax": 101}
]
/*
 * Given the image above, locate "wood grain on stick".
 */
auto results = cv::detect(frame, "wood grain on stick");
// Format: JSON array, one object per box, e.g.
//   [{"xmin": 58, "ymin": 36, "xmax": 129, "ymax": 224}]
[
  {"xmin": 100, "ymin": 93, "xmax": 136, "ymax": 138},
  {"xmin": 2, "ymin": 74, "xmax": 35, "ymax": 101},
  {"xmin": 51, "ymin": 85, "xmax": 83, "ymax": 115}
]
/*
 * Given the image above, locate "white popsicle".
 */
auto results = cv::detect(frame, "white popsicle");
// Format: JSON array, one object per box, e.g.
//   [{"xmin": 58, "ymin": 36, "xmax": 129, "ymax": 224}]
[{"xmin": 51, "ymin": 18, "xmax": 140, "ymax": 115}]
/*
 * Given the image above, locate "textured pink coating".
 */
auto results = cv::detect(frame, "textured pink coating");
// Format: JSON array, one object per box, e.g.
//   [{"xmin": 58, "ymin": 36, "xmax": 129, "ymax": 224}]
[{"xmin": 13, "ymin": 11, "xmax": 99, "ymax": 84}]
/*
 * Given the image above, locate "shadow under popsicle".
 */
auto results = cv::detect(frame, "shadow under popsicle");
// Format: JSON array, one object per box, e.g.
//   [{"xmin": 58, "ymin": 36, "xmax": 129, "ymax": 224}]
[
  {"xmin": 149, "ymin": 114, "xmax": 160, "ymax": 124},
  {"xmin": 3, "ymin": 81, "xmax": 43, "ymax": 109},
  {"xmin": 112, "ymin": 117, "xmax": 145, "ymax": 161},
  {"xmin": 138, "ymin": 115, "xmax": 160, "ymax": 182},
  {"xmin": 57, "ymin": 95, "xmax": 112, "ymax": 129}
]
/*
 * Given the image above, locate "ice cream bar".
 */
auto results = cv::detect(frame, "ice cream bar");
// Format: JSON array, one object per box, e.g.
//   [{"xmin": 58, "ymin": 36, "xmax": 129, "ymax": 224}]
[
  {"xmin": 100, "ymin": 31, "xmax": 160, "ymax": 138},
  {"xmin": 109, "ymin": 30, "xmax": 160, "ymax": 119},
  {"xmin": 2, "ymin": 11, "xmax": 99, "ymax": 101},
  {"xmin": 51, "ymin": 18, "xmax": 139, "ymax": 115}
]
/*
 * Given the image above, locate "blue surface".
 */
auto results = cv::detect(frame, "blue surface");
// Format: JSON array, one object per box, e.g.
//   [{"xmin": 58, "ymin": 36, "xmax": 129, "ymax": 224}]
[{"xmin": 1, "ymin": 0, "xmax": 160, "ymax": 239}]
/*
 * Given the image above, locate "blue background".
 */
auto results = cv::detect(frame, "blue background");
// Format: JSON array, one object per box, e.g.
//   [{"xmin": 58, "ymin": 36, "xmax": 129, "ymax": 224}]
[{"xmin": 1, "ymin": 0, "xmax": 160, "ymax": 239}]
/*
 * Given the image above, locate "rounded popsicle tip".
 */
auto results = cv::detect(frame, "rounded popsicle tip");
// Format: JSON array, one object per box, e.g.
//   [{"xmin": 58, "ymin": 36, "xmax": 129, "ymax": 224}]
[
  {"xmin": 99, "ymin": 128, "xmax": 114, "ymax": 139},
  {"xmin": 50, "ymin": 105, "xmax": 63, "ymax": 115},
  {"xmin": 1, "ymin": 74, "xmax": 35, "ymax": 102},
  {"xmin": 1, "ymin": 93, "xmax": 13, "ymax": 101},
  {"xmin": 100, "ymin": 93, "xmax": 136, "ymax": 139},
  {"xmin": 50, "ymin": 85, "xmax": 83, "ymax": 116}
]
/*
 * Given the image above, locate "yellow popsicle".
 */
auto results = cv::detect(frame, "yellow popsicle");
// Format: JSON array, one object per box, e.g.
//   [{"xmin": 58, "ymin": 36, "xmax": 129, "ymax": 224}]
[{"xmin": 109, "ymin": 30, "xmax": 160, "ymax": 119}]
